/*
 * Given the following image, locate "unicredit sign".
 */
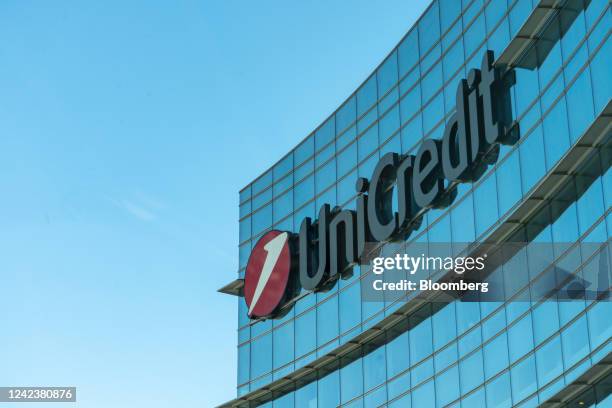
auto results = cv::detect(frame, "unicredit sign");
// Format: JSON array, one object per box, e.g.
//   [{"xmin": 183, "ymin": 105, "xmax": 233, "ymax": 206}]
[{"xmin": 244, "ymin": 50, "xmax": 518, "ymax": 319}]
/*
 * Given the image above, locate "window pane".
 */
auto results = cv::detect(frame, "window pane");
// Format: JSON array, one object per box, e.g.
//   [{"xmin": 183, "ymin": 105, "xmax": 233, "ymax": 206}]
[
  {"xmin": 317, "ymin": 295, "xmax": 339, "ymax": 346},
  {"xmin": 340, "ymin": 357, "xmax": 363, "ymax": 403},
  {"xmin": 357, "ymin": 75, "xmax": 377, "ymax": 116},
  {"xmin": 295, "ymin": 136, "xmax": 314, "ymax": 166},
  {"xmin": 486, "ymin": 371, "xmax": 512, "ymax": 408},
  {"xmin": 378, "ymin": 50, "xmax": 399, "ymax": 96},
  {"xmin": 459, "ymin": 349, "xmax": 484, "ymax": 394},
  {"xmin": 251, "ymin": 333, "xmax": 272, "ymax": 378},
  {"xmin": 337, "ymin": 96, "xmax": 357, "ymax": 134},
  {"xmin": 316, "ymin": 116, "xmax": 336, "ymax": 150},
  {"xmin": 318, "ymin": 370, "xmax": 340, "ymax": 407},
  {"xmin": 364, "ymin": 345, "xmax": 386, "ymax": 390},
  {"xmin": 483, "ymin": 332, "xmax": 509, "ymax": 379},
  {"xmin": 436, "ymin": 365, "xmax": 460, "ymax": 406},
  {"xmin": 536, "ymin": 335, "xmax": 563, "ymax": 387},
  {"xmin": 399, "ymin": 29, "xmax": 419, "ymax": 78},
  {"xmin": 418, "ymin": 1, "xmax": 441, "ymax": 52},
  {"xmin": 412, "ymin": 379, "xmax": 435, "ymax": 408},
  {"xmin": 511, "ymin": 354, "xmax": 538, "ymax": 403}
]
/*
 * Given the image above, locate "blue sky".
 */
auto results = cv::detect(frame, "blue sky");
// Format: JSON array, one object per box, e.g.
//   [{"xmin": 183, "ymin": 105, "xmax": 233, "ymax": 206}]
[{"xmin": 0, "ymin": 1, "xmax": 429, "ymax": 406}]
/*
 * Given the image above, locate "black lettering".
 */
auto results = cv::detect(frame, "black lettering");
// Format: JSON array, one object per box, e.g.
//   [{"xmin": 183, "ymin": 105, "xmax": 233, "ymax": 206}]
[
  {"xmin": 329, "ymin": 208, "xmax": 358, "ymax": 280},
  {"xmin": 299, "ymin": 204, "xmax": 331, "ymax": 291},
  {"xmin": 396, "ymin": 154, "xmax": 421, "ymax": 236},
  {"xmin": 367, "ymin": 152, "xmax": 400, "ymax": 242},
  {"xmin": 355, "ymin": 177, "xmax": 373, "ymax": 263},
  {"xmin": 413, "ymin": 139, "xmax": 446, "ymax": 209}
]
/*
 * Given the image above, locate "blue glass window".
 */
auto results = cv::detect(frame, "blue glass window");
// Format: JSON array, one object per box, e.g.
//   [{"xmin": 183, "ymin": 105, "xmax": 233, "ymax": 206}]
[
  {"xmin": 418, "ymin": 1, "xmax": 441, "ymax": 53},
  {"xmin": 511, "ymin": 354, "xmax": 538, "ymax": 403},
  {"xmin": 561, "ymin": 315, "xmax": 590, "ymax": 369},
  {"xmin": 239, "ymin": 217, "xmax": 251, "ymax": 243},
  {"xmin": 364, "ymin": 344, "xmax": 386, "ymax": 391},
  {"xmin": 357, "ymin": 75, "xmax": 377, "ymax": 117},
  {"xmin": 386, "ymin": 330, "xmax": 410, "ymax": 379},
  {"xmin": 412, "ymin": 379, "xmax": 435, "ymax": 408},
  {"xmin": 507, "ymin": 313, "xmax": 534, "ymax": 363},
  {"xmin": 486, "ymin": 371, "xmax": 512, "ymax": 408},
  {"xmin": 337, "ymin": 96, "xmax": 357, "ymax": 134},
  {"xmin": 496, "ymin": 151, "xmax": 522, "ymax": 216},
  {"xmin": 240, "ymin": 185, "xmax": 251, "ymax": 204},
  {"xmin": 295, "ymin": 381, "xmax": 316, "ymax": 408},
  {"xmin": 587, "ymin": 301, "xmax": 612, "ymax": 351},
  {"xmin": 421, "ymin": 64, "xmax": 443, "ymax": 103},
  {"xmin": 379, "ymin": 106, "xmax": 400, "ymax": 143},
  {"xmin": 358, "ymin": 125, "xmax": 379, "ymax": 162},
  {"xmin": 315, "ymin": 160, "xmax": 336, "ymax": 193},
  {"xmin": 339, "ymin": 280, "xmax": 361, "ymax": 334},
  {"xmin": 443, "ymin": 40, "xmax": 464, "ymax": 82},
  {"xmin": 462, "ymin": 387, "xmax": 485, "ymax": 407},
  {"xmin": 252, "ymin": 170, "xmax": 273, "ymax": 196},
  {"xmin": 566, "ymin": 68, "xmax": 595, "ymax": 143},
  {"xmin": 273, "ymin": 190, "xmax": 293, "ymax": 224},
  {"xmin": 488, "ymin": 17, "xmax": 510, "ymax": 57},
  {"xmin": 315, "ymin": 116, "xmax": 335, "ymax": 151},
  {"xmin": 337, "ymin": 171, "xmax": 357, "ymax": 206},
  {"xmin": 294, "ymin": 158, "xmax": 313, "ymax": 183},
  {"xmin": 451, "ymin": 193, "xmax": 476, "ymax": 242},
  {"xmin": 295, "ymin": 310, "xmax": 316, "ymax": 358},
  {"xmin": 459, "ymin": 348, "xmax": 484, "ymax": 394},
  {"xmin": 519, "ymin": 126, "xmax": 546, "ymax": 193},
  {"xmin": 378, "ymin": 50, "xmax": 399, "ymax": 96},
  {"xmin": 400, "ymin": 84, "xmax": 421, "ymax": 125},
  {"xmin": 340, "ymin": 357, "xmax": 363, "ymax": 404},
  {"xmin": 295, "ymin": 136, "xmax": 314, "ymax": 166},
  {"xmin": 273, "ymin": 321, "xmax": 294, "ymax": 370},
  {"xmin": 252, "ymin": 204, "xmax": 272, "ymax": 236},
  {"xmin": 422, "ymin": 93, "xmax": 444, "ymax": 135},
  {"xmin": 474, "ymin": 174, "xmax": 499, "ymax": 237},
  {"xmin": 485, "ymin": 0, "xmax": 507, "ymax": 29},
  {"xmin": 509, "ymin": 0, "xmax": 532, "ymax": 37},
  {"xmin": 252, "ymin": 187, "xmax": 272, "ymax": 212},
  {"xmin": 464, "ymin": 14, "xmax": 486, "ymax": 58},
  {"xmin": 399, "ymin": 29, "xmax": 419, "ymax": 78},
  {"xmin": 440, "ymin": 0, "xmax": 461, "ymax": 32},
  {"xmin": 273, "ymin": 392, "xmax": 294, "ymax": 408},
  {"xmin": 433, "ymin": 303, "xmax": 457, "ymax": 350},
  {"xmin": 532, "ymin": 301, "xmax": 560, "ymax": 346},
  {"xmin": 317, "ymin": 295, "xmax": 339, "ymax": 347},
  {"xmin": 318, "ymin": 370, "xmax": 340, "ymax": 407},
  {"xmin": 535, "ymin": 335, "xmax": 563, "ymax": 387},
  {"xmin": 409, "ymin": 312, "xmax": 433, "ymax": 363},
  {"xmin": 274, "ymin": 153, "xmax": 293, "ymax": 181},
  {"xmin": 483, "ymin": 332, "xmax": 509, "ymax": 379},
  {"xmin": 238, "ymin": 343, "xmax": 250, "ymax": 384},
  {"xmin": 294, "ymin": 175, "xmax": 314, "ymax": 209},
  {"xmin": 436, "ymin": 365, "xmax": 460, "ymax": 406},
  {"xmin": 589, "ymin": 35, "xmax": 611, "ymax": 114},
  {"xmin": 251, "ymin": 333, "xmax": 272, "ymax": 379}
]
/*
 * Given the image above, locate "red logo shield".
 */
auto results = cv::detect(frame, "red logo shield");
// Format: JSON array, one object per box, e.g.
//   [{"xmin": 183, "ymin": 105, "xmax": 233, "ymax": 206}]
[{"xmin": 244, "ymin": 230, "xmax": 292, "ymax": 318}]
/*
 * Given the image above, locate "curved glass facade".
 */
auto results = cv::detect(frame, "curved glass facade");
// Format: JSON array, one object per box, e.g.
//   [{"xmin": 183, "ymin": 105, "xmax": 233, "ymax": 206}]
[{"xmin": 225, "ymin": 0, "xmax": 612, "ymax": 406}]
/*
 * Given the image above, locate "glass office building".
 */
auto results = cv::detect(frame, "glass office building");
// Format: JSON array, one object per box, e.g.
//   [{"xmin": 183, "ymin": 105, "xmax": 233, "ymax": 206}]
[{"xmin": 221, "ymin": 0, "xmax": 612, "ymax": 406}]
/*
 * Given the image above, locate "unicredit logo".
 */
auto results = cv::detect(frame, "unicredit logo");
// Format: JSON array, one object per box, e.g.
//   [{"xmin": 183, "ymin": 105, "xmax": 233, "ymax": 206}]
[
  {"xmin": 244, "ymin": 230, "xmax": 296, "ymax": 319},
  {"xmin": 243, "ymin": 50, "xmax": 519, "ymax": 319}
]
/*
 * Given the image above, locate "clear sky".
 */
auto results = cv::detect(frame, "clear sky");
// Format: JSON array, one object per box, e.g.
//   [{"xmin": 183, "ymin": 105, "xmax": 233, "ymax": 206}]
[{"xmin": 0, "ymin": 1, "xmax": 429, "ymax": 406}]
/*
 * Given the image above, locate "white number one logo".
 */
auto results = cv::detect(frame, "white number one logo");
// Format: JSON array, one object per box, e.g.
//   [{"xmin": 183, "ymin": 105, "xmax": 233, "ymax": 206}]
[{"xmin": 249, "ymin": 232, "xmax": 288, "ymax": 315}]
